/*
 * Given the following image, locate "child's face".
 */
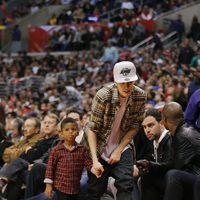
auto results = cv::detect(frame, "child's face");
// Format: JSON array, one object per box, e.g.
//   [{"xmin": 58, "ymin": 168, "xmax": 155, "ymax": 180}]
[{"xmin": 61, "ymin": 123, "xmax": 78, "ymax": 143}]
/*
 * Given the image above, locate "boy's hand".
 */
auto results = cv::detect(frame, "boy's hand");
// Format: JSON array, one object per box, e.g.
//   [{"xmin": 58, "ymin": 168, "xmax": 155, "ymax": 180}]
[
  {"xmin": 91, "ymin": 161, "xmax": 104, "ymax": 178},
  {"xmin": 133, "ymin": 165, "xmax": 139, "ymax": 177},
  {"xmin": 44, "ymin": 184, "xmax": 53, "ymax": 199}
]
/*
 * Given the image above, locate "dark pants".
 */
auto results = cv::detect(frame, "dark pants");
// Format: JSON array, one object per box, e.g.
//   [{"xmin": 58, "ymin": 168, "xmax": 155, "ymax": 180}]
[
  {"xmin": 87, "ymin": 149, "xmax": 134, "ymax": 200},
  {"xmin": 164, "ymin": 169, "xmax": 198, "ymax": 200},
  {"xmin": 25, "ymin": 162, "xmax": 47, "ymax": 198},
  {"xmin": 141, "ymin": 172, "xmax": 166, "ymax": 200},
  {"xmin": 55, "ymin": 189, "xmax": 78, "ymax": 200},
  {"xmin": 194, "ymin": 177, "xmax": 200, "ymax": 200},
  {"xmin": 2, "ymin": 180, "xmax": 24, "ymax": 200}
]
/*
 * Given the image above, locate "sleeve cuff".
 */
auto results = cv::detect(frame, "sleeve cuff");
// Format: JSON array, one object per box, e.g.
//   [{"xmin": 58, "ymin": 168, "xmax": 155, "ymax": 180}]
[{"xmin": 44, "ymin": 178, "xmax": 53, "ymax": 184}]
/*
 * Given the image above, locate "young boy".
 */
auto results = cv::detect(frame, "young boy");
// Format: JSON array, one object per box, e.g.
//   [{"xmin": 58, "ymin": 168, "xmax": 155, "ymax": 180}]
[{"xmin": 44, "ymin": 117, "xmax": 92, "ymax": 200}]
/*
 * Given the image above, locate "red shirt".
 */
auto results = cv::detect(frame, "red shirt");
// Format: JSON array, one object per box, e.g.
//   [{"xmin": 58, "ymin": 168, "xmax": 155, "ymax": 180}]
[{"xmin": 45, "ymin": 142, "xmax": 92, "ymax": 194}]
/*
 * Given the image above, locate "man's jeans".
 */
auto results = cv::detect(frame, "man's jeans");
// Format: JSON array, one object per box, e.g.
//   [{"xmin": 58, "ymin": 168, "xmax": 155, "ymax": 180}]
[{"xmin": 87, "ymin": 149, "xmax": 134, "ymax": 200}]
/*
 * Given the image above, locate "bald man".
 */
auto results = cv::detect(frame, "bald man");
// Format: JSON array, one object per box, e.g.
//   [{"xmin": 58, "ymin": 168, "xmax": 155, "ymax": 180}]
[{"xmin": 162, "ymin": 102, "xmax": 200, "ymax": 200}]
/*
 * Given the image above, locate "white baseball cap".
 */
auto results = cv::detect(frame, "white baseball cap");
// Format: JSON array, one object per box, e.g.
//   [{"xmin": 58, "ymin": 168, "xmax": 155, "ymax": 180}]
[{"xmin": 113, "ymin": 61, "xmax": 138, "ymax": 83}]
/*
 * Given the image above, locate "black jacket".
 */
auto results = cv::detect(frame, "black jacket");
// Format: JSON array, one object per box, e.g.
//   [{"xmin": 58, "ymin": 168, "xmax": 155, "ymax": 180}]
[
  {"xmin": 19, "ymin": 134, "xmax": 58, "ymax": 163},
  {"xmin": 172, "ymin": 121, "xmax": 200, "ymax": 174},
  {"xmin": 148, "ymin": 132, "xmax": 173, "ymax": 174}
]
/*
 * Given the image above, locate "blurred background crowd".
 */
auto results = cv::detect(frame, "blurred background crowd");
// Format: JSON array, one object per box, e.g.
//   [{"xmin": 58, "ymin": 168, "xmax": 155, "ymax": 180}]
[{"xmin": 0, "ymin": 0, "xmax": 198, "ymax": 200}]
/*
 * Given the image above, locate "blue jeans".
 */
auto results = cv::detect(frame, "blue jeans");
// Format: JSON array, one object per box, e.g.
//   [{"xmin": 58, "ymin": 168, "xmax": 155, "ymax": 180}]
[{"xmin": 87, "ymin": 149, "xmax": 134, "ymax": 200}]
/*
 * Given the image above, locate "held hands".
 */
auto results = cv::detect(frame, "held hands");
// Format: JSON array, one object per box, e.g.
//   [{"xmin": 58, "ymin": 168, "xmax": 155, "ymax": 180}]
[
  {"xmin": 91, "ymin": 161, "xmax": 104, "ymax": 178},
  {"xmin": 107, "ymin": 148, "xmax": 122, "ymax": 165},
  {"xmin": 44, "ymin": 184, "xmax": 53, "ymax": 199},
  {"xmin": 136, "ymin": 159, "xmax": 149, "ymax": 175},
  {"xmin": 133, "ymin": 165, "xmax": 139, "ymax": 177}
]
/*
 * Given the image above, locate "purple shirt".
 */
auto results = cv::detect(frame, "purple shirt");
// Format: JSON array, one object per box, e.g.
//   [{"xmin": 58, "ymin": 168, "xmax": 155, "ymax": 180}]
[{"xmin": 185, "ymin": 89, "xmax": 200, "ymax": 129}]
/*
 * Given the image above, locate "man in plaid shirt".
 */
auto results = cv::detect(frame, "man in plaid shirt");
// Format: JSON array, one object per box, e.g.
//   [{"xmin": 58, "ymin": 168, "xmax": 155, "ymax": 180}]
[{"xmin": 83, "ymin": 61, "xmax": 147, "ymax": 200}]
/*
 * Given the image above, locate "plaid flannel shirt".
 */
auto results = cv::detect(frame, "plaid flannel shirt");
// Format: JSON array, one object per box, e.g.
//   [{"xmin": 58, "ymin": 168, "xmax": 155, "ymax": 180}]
[
  {"xmin": 83, "ymin": 83, "xmax": 146, "ymax": 158},
  {"xmin": 45, "ymin": 143, "xmax": 92, "ymax": 194}
]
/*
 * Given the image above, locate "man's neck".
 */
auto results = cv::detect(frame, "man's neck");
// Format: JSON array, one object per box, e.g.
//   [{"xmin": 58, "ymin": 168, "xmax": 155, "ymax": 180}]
[{"xmin": 154, "ymin": 129, "xmax": 168, "ymax": 144}]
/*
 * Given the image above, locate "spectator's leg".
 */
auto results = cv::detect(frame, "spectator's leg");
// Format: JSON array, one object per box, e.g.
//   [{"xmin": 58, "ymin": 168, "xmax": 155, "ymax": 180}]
[
  {"xmin": 2, "ymin": 180, "xmax": 23, "ymax": 200},
  {"xmin": 164, "ymin": 169, "xmax": 196, "ymax": 200},
  {"xmin": 194, "ymin": 177, "xmax": 200, "ymax": 200},
  {"xmin": 24, "ymin": 162, "xmax": 47, "ymax": 198},
  {"xmin": 0, "ymin": 158, "xmax": 29, "ymax": 181}
]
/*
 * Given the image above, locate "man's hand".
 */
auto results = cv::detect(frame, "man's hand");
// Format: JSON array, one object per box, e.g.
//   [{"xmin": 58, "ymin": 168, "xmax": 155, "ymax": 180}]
[
  {"xmin": 44, "ymin": 184, "xmax": 53, "ymax": 199},
  {"xmin": 107, "ymin": 148, "xmax": 122, "ymax": 165},
  {"xmin": 136, "ymin": 159, "xmax": 149, "ymax": 174},
  {"xmin": 91, "ymin": 161, "xmax": 104, "ymax": 178}
]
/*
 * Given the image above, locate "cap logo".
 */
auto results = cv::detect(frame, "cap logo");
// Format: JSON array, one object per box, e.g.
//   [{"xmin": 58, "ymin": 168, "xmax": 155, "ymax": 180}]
[{"xmin": 120, "ymin": 68, "xmax": 131, "ymax": 76}]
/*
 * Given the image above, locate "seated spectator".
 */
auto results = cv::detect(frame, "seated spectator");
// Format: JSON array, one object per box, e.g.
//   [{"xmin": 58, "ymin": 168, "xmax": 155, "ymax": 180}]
[
  {"xmin": 6, "ymin": 117, "xmax": 24, "ymax": 144},
  {"xmin": 0, "ymin": 123, "xmax": 13, "ymax": 168},
  {"xmin": 121, "ymin": 0, "xmax": 134, "ymax": 10},
  {"xmin": 2, "ymin": 117, "xmax": 42, "ymax": 164},
  {"xmin": 169, "ymin": 14, "xmax": 185, "ymax": 43},
  {"xmin": 178, "ymin": 38, "xmax": 195, "ymax": 65},
  {"xmin": 138, "ymin": 108, "xmax": 172, "ymax": 200},
  {"xmin": 190, "ymin": 48, "xmax": 200, "ymax": 68},
  {"xmin": 188, "ymin": 15, "xmax": 200, "ymax": 42},
  {"xmin": 162, "ymin": 102, "xmax": 200, "ymax": 200},
  {"xmin": 100, "ymin": 41, "xmax": 119, "ymax": 64},
  {"xmin": 72, "ymin": 4, "xmax": 85, "ymax": 23},
  {"xmin": 140, "ymin": 5, "xmax": 156, "ymax": 21}
]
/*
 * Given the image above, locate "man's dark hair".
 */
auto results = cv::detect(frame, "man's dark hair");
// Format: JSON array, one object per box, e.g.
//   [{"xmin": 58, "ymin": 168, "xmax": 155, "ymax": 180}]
[
  {"xmin": 67, "ymin": 109, "xmax": 83, "ymax": 120},
  {"xmin": 144, "ymin": 108, "xmax": 162, "ymax": 122},
  {"xmin": 60, "ymin": 117, "xmax": 78, "ymax": 130}
]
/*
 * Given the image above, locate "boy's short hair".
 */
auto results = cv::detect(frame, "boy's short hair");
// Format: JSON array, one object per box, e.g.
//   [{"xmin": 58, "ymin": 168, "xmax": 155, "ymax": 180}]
[{"xmin": 60, "ymin": 117, "xmax": 78, "ymax": 130}]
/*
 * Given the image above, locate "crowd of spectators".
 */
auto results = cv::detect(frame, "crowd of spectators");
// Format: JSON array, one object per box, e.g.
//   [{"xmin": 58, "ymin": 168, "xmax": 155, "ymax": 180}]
[
  {"xmin": 0, "ymin": 0, "xmax": 198, "ymax": 27},
  {"xmin": 0, "ymin": 33, "xmax": 200, "ymax": 120}
]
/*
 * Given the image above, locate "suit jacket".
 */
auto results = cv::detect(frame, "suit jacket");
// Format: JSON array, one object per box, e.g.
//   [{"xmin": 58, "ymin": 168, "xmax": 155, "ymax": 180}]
[{"xmin": 148, "ymin": 133, "xmax": 173, "ymax": 174}]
